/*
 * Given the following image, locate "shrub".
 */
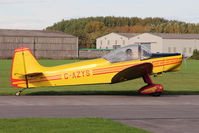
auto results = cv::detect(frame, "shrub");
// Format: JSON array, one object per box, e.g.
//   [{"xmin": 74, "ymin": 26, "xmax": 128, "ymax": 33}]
[{"xmin": 190, "ymin": 49, "xmax": 199, "ymax": 60}]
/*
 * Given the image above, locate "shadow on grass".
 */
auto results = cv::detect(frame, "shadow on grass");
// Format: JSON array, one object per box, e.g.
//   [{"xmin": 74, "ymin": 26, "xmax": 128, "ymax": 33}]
[
  {"xmin": 27, "ymin": 90, "xmax": 140, "ymax": 96},
  {"xmin": 164, "ymin": 90, "xmax": 199, "ymax": 95},
  {"xmin": 26, "ymin": 90, "xmax": 199, "ymax": 96}
]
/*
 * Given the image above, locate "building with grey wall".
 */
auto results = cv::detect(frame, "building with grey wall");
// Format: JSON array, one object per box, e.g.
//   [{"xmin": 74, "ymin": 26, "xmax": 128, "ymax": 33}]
[
  {"xmin": 97, "ymin": 32, "xmax": 199, "ymax": 57},
  {"xmin": 0, "ymin": 29, "xmax": 78, "ymax": 59},
  {"xmin": 79, "ymin": 49, "xmax": 111, "ymax": 59}
]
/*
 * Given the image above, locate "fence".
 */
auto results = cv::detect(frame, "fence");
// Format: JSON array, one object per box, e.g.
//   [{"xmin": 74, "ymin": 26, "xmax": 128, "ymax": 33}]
[{"xmin": 79, "ymin": 49, "xmax": 112, "ymax": 59}]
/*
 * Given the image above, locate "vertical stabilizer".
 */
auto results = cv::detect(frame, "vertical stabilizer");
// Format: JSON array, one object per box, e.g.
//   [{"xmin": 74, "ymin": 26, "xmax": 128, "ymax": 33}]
[{"xmin": 11, "ymin": 47, "xmax": 43, "ymax": 88}]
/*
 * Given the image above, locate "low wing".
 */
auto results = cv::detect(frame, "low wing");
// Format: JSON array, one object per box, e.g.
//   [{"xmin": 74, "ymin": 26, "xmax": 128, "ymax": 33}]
[{"xmin": 111, "ymin": 62, "xmax": 153, "ymax": 83}]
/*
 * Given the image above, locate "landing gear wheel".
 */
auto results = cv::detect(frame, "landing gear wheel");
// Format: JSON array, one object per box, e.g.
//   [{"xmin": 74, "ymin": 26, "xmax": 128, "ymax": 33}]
[
  {"xmin": 150, "ymin": 92, "xmax": 162, "ymax": 97},
  {"xmin": 16, "ymin": 91, "xmax": 22, "ymax": 96}
]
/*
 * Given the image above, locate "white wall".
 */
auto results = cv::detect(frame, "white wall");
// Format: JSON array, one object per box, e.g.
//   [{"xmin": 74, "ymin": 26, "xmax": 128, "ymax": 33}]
[
  {"xmin": 97, "ymin": 33, "xmax": 199, "ymax": 56},
  {"xmin": 129, "ymin": 33, "xmax": 163, "ymax": 53},
  {"xmin": 194, "ymin": 40, "xmax": 199, "ymax": 51},
  {"xmin": 163, "ymin": 39, "xmax": 198, "ymax": 57},
  {"xmin": 96, "ymin": 33, "xmax": 129, "ymax": 49}
]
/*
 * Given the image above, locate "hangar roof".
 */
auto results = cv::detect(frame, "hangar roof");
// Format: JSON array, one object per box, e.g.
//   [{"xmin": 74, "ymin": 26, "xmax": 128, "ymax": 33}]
[
  {"xmin": 116, "ymin": 33, "xmax": 139, "ymax": 38},
  {"xmin": 115, "ymin": 32, "xmax": 199, "ymax": 39},
  {"xmin": 0, "ymin": 29, "xmax": 75, "ymax": 38},
  {"xmin": 151, "ymin": 33, "xmax": 199, "ymax": 39}
]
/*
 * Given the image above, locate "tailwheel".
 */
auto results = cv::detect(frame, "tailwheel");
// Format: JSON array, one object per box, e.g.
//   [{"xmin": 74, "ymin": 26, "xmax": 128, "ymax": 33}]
[
  {"xmin": 15, "ymin": 88, "xmax": 26, "ymax": 96},
  {"xmin": 16, "ymin": 91, "xmax": 22, "ymax": 96}
]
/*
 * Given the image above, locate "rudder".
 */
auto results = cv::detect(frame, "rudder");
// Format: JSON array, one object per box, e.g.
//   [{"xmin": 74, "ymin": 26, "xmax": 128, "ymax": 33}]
[{"xmin": 11, "ymin": 47, "xmax": 43, "ymax": 88}]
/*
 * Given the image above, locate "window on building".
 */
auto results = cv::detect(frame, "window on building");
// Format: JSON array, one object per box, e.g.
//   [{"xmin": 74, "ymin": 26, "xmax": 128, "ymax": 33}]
[
  {"xmin": 106, "ymin": 46, "xmax": 108, "ymax": 49},
  {"xmin": 189, "ymin": 48, "xmax": 192, "ymax": 54},
  {"xmin": 100, "ymin": 40, "xmax": 102, "ymax": 45},
  {"xmin": 168, "ymin": 47, "xmax": 171, "ymax": 52},
  {"xmin": 107, "ymin": 40, "xmax": 110, "ymax": 45},
  {"xmin": 115, "ymin": 40, "xmax": 117, "ymax": 45},
  {"xmin": 173, "ymin": 47, "xmax": 176, "ymax": 52},
  {"xmin": 183, "ymin": 48, "xmax": 187, "ymax": 53},
  {"xmin": 123, "ymin": 40, "xmax": 125, "ymax": 45},
  {"xmin": 100, "ymin": 46, "xmax": 101, "ymax": 49}
]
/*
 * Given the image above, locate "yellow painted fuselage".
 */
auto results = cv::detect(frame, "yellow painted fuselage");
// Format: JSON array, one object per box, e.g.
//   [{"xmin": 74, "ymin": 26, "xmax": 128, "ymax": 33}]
[{"xmin": 11, "ymin": 48, "xmax": 182, "ymax": 88}]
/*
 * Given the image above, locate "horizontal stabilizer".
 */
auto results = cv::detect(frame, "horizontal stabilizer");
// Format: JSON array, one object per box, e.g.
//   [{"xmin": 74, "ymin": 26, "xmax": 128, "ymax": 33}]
[{"xmin": 25, "ymin": 72, "xmax": 43, "ymax": 76}]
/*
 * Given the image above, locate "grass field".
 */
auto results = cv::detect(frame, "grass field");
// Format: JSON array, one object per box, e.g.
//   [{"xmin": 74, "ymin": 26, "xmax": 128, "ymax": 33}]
[
  {"xmin": 0, "ymin": 59, "xmax": 199, "ymax": 96},
  {"xmin": 0, "ymin": 118, "xmax": 150, "ymax": 133}
]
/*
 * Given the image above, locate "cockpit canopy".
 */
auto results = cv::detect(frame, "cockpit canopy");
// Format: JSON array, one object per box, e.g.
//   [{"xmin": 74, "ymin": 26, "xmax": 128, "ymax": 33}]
[{"xmin": 103, "ymin": 44, "xmax": 152, "ymax": 63}]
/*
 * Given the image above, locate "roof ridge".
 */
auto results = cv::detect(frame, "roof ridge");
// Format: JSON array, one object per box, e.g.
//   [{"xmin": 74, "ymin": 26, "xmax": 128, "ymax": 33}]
[
  {"xmin": 115, "ymin": 32, "xmax": 139, "ymax": 38},
  {"xmin": 0, "ymin": 29, "xmax": 75, "ymax": 37},
  {"xmin": 150, "ymin": 33, "xmax": 199, "ymax": 39}
]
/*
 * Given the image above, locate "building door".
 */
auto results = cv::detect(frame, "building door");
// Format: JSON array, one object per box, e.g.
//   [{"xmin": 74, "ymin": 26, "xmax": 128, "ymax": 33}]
[
  {"xmin": 140, "ymin": 43, "xmax": 151, "ymax": 50},
  {"xmin": 113, "ymin": 45, "xmax": 121, "ymax": 49}
]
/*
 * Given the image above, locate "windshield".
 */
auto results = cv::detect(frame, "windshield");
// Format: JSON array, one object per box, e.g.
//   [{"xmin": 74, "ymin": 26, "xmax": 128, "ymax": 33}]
[{"xmin": 103, "ymin": 44, "xmax": 151, "ymax": 63}]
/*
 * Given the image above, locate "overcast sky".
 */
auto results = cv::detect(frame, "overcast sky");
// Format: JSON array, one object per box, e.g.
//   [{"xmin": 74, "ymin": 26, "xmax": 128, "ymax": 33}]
[{"xmin": 0, "ymin": 0, "xmax": 199, "ymax": 30}]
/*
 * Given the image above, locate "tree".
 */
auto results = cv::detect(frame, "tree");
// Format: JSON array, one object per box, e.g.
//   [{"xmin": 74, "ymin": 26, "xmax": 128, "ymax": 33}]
[
  {"xmin": 46, "ymin": 16, "xmax": 199, "ymax": 48},
  {"xmin": 84, "ymin": 22, "xmax": 107, "ymax": 33}
]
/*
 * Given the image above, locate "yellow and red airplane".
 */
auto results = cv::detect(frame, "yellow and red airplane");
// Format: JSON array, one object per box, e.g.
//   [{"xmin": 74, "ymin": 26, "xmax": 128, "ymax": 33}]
[{"xmin": 11, "ymin": 44, "xmax": 183, "ymax": 96}]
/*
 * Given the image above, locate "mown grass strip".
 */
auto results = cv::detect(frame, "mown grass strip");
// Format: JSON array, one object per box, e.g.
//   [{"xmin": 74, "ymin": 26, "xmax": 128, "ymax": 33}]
[{"xmin": 0, "ymin": 118, "xmax": 151, "ymax": 133}]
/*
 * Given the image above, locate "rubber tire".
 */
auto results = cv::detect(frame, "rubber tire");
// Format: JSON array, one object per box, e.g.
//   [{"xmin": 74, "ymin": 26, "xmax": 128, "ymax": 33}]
[{"xmin": 16, "ymin": 91, "xmax": 21, "ymax": 96}]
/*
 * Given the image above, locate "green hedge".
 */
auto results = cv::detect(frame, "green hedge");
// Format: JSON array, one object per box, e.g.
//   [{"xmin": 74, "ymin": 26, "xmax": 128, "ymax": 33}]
[{"xmin": 190, "ymin": 49, "xmax": 199, "ymax": 60}]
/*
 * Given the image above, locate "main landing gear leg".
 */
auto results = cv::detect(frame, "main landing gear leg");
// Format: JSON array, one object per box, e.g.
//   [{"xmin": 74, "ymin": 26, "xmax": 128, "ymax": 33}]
[{"xmin": 138, "ymin": 73, "xmax": 164, "ymax": 96}]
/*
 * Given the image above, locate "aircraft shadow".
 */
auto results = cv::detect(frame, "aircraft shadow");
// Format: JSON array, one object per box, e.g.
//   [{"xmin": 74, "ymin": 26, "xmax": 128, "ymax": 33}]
[{"xmin": 27, "ymin": 90, "xmax": 199, "ymax": 96}]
